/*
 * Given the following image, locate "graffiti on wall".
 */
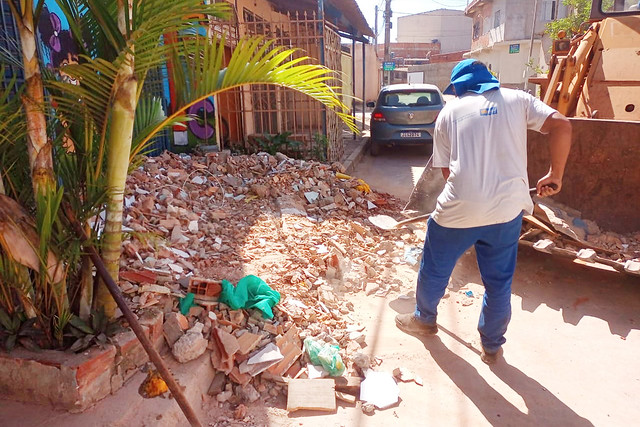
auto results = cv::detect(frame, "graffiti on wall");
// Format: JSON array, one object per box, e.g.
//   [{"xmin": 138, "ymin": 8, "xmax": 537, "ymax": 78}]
[{"xmin": 37, "ymin": 2, "xmax": 79, "ymax": 84}]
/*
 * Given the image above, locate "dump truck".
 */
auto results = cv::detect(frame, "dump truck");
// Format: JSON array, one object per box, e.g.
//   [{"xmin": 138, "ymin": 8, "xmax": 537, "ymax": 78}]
[{"xmin": 406, "ymin": 0, "xmax": 640, "ymax": 277}]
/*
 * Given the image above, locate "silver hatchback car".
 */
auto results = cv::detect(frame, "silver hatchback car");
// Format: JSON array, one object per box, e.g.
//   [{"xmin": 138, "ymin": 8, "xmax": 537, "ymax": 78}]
[{"xmin": 366, "ymin": 84, "xmax": 444, "ymax": 156}]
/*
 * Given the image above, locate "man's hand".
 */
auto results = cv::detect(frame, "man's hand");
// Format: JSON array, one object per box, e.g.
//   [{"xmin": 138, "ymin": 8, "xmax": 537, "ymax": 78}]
[
  {"xmin": 537, "ymin": 112, "xmax": 572, "ymax": 198},
  {"xmin": 536, "ymin": 175, "xmax": 561, "ymax": 197}
]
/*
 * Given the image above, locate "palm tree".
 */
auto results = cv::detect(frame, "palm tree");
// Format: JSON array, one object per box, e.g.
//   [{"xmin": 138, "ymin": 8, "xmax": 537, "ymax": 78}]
[
  {"xmin": 44, "ymin": 0, "xmax": 355, "ymax": 317},
  {"xmin": 5, "ymin": 0, "xmax": 55, "ymax": 198}
]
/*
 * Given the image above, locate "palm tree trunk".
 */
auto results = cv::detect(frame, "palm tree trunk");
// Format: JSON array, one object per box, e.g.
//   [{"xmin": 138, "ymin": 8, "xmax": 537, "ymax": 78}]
[
  {"xmin": 97, "ymin": 1, "xmax": 137, "ymax": 317},
  {"xmin": 12, "ymin": 0, "xmax": 56, "ymax": 197},
  {"xmin": 79, "ymin": 255, "xmax": 93, "ymax": 321}
]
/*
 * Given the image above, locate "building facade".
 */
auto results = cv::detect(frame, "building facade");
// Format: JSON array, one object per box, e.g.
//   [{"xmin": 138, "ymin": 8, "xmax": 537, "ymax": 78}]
[
  {"xmin": 465, "ymin": 0, "xmax": 568, "ymax": 89},
  {"xmin": 1, "ymin": 0, "xmax": 372, "ymax": 161},
  {"xmin": 397, "ymin": 9, "xmax": 472, "ymax": 54}
]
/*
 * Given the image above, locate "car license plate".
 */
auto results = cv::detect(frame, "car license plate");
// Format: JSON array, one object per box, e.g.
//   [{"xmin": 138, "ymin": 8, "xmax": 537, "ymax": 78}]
[{"xmin": 400, "ymin": 132, "xmax": 421, "ymax": 138}]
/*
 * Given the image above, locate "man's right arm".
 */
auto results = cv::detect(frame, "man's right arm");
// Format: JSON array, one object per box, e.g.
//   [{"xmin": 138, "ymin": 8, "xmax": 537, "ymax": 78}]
[{"xmin": 537, "ymin": 112, "xmax": 572, "ymax": 197}]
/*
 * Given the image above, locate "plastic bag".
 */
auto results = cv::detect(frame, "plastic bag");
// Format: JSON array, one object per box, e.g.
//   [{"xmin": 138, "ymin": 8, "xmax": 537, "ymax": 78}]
[
  {"xmin": 303, "ymin": 337, "xmax": 346, "ymax": 377},
  {"xmin": 219, "ymin": 275, "xmax": 280, "ymax": 319}
]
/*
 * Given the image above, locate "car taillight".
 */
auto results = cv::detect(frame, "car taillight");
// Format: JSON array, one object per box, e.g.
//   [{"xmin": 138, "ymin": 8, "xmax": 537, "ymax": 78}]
[{"xmin": 372, "ymin": 112, "xmax": 386, "ymax": 122}]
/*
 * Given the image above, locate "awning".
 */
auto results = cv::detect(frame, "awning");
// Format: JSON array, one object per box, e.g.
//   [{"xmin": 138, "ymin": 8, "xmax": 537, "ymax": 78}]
[{"xmin": 268, "ymin": 0, "xmax": 374, "ymax": 39}]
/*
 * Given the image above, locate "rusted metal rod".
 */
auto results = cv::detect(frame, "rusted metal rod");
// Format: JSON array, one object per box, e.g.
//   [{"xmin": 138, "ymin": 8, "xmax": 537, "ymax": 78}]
[{"xmin": 64, "ymin": 205, "xmax": 202, "ymax": 427}]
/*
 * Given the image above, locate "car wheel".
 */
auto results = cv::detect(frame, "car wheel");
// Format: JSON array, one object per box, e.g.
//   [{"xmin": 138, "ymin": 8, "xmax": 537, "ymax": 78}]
[{"xmin": 370, "ymin": 139, "xmax": 381, "ymax": 156}]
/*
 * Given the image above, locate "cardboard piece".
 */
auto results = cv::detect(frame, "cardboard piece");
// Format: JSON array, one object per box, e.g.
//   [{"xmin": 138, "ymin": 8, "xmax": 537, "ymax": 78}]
[{"xmin": 287, "ymin": 379, "xmax": 336, "ymax": 412}]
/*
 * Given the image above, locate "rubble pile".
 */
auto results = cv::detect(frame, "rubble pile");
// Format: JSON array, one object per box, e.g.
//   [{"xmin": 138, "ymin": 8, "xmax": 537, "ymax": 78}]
[
  {"xmin": 118, "ymin": 151, "xmax": 425, "ymax": 414},
  {"xmin": 519, "ymin": 199, "xmax": 640, "ymax": 275},
  {"xmin": 121, "ymin": 150, "xmax": 423, "ymax": 296}
]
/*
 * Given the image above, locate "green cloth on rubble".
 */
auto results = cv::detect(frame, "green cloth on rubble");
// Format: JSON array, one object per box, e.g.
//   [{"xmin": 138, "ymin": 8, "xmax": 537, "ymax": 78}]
[
  {"xmin": 179, "ymin": 292, "xmax": 195, "ymax": 315},
  {"xmin": 219, "ymin": 275, "xmax": 280, "ymax": 319}
]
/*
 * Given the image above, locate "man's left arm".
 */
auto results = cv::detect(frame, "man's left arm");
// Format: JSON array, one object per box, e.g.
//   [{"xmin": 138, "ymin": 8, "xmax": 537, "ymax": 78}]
[{"xmin": 537, "ymin": 112, "xmax": 572, "ymax": 197}]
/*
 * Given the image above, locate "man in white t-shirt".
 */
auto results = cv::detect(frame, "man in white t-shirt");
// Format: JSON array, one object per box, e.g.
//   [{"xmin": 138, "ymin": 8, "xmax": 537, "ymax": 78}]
[{"xmin": 395, "ymin": 59, "xmax": 572, "ymax": 364}]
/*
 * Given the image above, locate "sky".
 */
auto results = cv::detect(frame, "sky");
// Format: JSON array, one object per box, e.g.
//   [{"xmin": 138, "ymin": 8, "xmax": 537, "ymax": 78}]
[{"xmin": 355, "ymin": 0, "xmax": 469, "ymax": 43}]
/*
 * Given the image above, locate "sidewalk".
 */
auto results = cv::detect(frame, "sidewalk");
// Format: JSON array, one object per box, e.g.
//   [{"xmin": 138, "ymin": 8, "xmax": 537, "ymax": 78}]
[{"xmin": 340, "ymin": 113, "xmax": 370, "ymax": 174}]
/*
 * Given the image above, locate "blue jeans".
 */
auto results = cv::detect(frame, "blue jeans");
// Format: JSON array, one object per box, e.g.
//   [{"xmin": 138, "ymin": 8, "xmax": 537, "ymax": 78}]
[{"xmin": 415, "ymin": 213, "xmax": 523, "ymax": 353}]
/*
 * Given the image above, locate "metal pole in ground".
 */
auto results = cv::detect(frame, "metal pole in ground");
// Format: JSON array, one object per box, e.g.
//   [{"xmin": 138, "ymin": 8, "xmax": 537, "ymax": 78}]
[
  {"xmin": 383, "ymin": 0, "xmax": 392, "ymax": 86},
  {"xmin": 362, "ymin": 41, "xmax": 366, "ymax": 131},
  {"xmin": 64, "ymin": 205, "xmax": 203, "ymax": 427},
  {"xmin": 525, "ymin": 0, "xmax": 540, "ymax": 92},
  {"xmin": 352, "ymin": 37, "xmax": 356, "ymax": 140}
]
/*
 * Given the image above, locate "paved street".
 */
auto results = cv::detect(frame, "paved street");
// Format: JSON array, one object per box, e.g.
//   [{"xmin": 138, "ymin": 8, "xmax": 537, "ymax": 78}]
[{"xmin": 352, "ymin": 144, "xmax": 432, "ymax": 202}]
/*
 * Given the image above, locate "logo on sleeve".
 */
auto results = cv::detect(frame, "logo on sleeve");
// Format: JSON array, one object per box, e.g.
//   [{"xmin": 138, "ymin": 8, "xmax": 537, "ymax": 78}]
[{"xmin": 480, "ymin": 106, "xmax": 498, "ymax": 116}]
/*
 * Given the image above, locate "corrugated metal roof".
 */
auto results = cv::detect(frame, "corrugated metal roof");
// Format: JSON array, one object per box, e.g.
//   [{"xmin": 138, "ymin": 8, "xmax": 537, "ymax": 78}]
[{"xmin": 268, "ymin": 0, "xmax": 374, "ymax": 38}]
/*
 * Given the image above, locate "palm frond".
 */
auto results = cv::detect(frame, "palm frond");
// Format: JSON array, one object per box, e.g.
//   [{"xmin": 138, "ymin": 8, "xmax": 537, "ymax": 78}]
[
  {"xmin": 0, "ymin": 68, "xmax": 30, "ymax": 202},
  {"xmin": 47, "ymin": 57, "xmax": 119, "ymax": 143},
  {"xmin": 131, "ymin": 96, "xmax": 186, "ymax": 158},
  {"xmin": 132, "ymin": 36, "xmax": 356, "ymax": 156}
]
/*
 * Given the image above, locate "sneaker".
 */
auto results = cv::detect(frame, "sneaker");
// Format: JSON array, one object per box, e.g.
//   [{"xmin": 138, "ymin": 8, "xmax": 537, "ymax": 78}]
[
  {"xmin": 481, "ymin": 347, "xmax": 503, "ymax": 365},
  {"xmin": 395, "ymin": 313, "xmax": 438, "ymax": 336}
]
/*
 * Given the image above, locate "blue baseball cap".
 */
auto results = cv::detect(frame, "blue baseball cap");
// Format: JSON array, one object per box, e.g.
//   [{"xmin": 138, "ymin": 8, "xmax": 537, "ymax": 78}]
[{"xmin": 443, "ymin": 59, "xmax": 500, "ymax": 96}]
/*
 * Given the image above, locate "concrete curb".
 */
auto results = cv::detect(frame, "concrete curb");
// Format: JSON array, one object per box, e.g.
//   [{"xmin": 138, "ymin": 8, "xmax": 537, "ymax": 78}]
[
  {"xmin": 342, "ymin": 133, "xmax": 369, "ymax": 175},
  {"xmin": 0, "ymin": 351, "xmax": 215, "ymax": 427}
]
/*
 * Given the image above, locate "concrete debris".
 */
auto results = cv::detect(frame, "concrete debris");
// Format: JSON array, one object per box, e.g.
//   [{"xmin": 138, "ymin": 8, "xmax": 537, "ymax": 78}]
[
  {"xmin": 334, "ymin": 377, "xmax": 362, "ymax": 396},
  {"xmin": 352, "ymin": 353, "xmax": 371, "ymax": 371},
  {"xmin": 336, "ymin": 391, "xmax": 357, "ymax": 404},
  {"xmin": 236, "ymin": 332, "xmax": 262, "ymax": 355},
  {"xmin": 239, "ymin": 343, "xmax": 283, "ymax": 376},
  {"xmin": 114, "ymin": 151, "xmax": 427, "ymax": 410},
  {"xmin": 216, "ymin": 390, "xmax": 233, "ymax": 403},
  {"xmin": 163, "ymin": 312, "xmax": 189, "ymax": 347},
  {"xmin": 361, "ymin": 402, "xmax": 375, "ymax": 414},
  {"xmin": 233, "ymin": 403, "xmax": 248, "ymax": 420},
  {"xmin": 208, "ymin": 371, "xmax": 227, "ymax": 396},
  {"xmin": 237, "ymin": 384, "xmax": 260, "ymax": 403},
  {"xmin": 393, "ymin": 367, "xmax": 422, "ymax": 386},
  {"xmin": 172, "ymin": 324, "xmax": 208, "ymax": 363},
  {"xmin": 521, "ymin": 200, "xmax": 640, "ymax": 275}
]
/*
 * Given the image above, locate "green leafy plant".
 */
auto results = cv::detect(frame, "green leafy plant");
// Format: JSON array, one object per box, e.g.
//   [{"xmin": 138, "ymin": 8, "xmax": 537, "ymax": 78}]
[
  {"xmin": 545, "ymin": 0, "xmax": 593, "ymax": 39},
  {"xmin": 257, "ymin": 132, "xmax": 302, "ymax": 157},
  {"xmin": 67, "ymin": 309, "xmax": 125, "ymax": 353},
  {"xmin": 312, "ymin": 133, "xmax": 328, "ymax": 161},
  {"xmin": 0, "ymin": 308, "xmax": 45, "ymax": 352},
  {"xmin": 526, "ymin": 58, "xmax": 546, "ymax": 75}
]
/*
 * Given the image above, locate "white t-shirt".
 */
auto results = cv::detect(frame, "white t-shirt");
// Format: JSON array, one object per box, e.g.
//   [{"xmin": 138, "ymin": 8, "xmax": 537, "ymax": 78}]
[{"xmin": 431, "ymin": 88, "xmax": 557, "ymax": 228}]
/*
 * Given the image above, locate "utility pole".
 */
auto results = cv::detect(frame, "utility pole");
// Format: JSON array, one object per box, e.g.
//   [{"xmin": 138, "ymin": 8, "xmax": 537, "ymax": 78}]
[
  {"xmin": 374, "ymin": 5, "xmax": 379, "ymax": 50},
  {"xmin": 524, "ymin": 0, "xmax": 540, "ymax": 92},
  {"xmin": 383, "ymin": 0, "xmax": 392, "ymax": 86}
]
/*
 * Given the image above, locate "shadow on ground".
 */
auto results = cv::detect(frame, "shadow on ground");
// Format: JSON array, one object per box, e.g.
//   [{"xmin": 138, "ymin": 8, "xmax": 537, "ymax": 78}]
[
  {"xmin": 418, "ymin": 331, "xmax": 594, "ymax": 427},
  {"xmin": 513, "ymin": 247, "xmax": 640, "ymax": 338}
]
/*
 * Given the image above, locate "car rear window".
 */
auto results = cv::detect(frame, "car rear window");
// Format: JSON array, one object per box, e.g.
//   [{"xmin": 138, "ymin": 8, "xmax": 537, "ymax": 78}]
[{"xmin": 381, "ymin": 91, "xmax": 441, "ymax": 107}]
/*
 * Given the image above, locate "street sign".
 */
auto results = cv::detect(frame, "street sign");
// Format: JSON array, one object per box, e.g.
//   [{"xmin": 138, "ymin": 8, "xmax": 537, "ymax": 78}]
[
  {"xmin": 509, "ymin": 43, "xmax": 520, "ymax": 54},
  {"xmin": 383, "ymin": 61, "xmax": 396, "ymax": 71}
]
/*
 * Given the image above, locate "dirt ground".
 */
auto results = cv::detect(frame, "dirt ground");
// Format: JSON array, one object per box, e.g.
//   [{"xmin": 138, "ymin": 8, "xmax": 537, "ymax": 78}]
[
  {"xmin": 3, "ymin": 148, "xmax": 638, "ymax": 427},
  {"xmin": 203, "ymin": 149, "xmax": 640, "ymax": 426}
]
